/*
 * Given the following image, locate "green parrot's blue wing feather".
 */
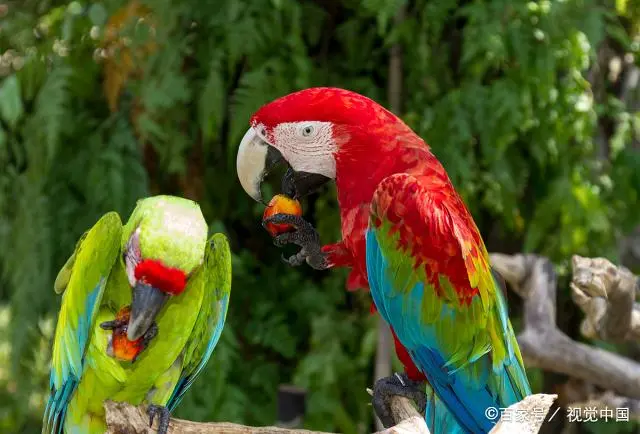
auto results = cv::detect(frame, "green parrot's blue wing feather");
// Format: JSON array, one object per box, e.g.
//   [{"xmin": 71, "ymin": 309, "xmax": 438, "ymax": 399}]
[
  {"xmin": 167, "ymin": 233, "xmax": 232, "ymax": 411},
  {"xmin": 43, "ymin": 212, "xmax": 122, "ymax": 434}
]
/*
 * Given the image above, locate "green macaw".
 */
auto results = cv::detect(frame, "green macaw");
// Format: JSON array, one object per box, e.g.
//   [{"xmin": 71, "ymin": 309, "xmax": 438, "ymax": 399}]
[{"xmin": 42, "ymin": 195, "xmax": 232, "ymax": 434}]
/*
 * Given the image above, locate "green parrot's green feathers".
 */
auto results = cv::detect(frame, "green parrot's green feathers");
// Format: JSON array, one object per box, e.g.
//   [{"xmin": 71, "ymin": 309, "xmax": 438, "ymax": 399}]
[
  {"xmin": 122, "ymin": 195, "xmax": 208, "ymax": 274},
  {"xmin": 44, "ymin": 212, "xmax": 122, "ymax": 434},
  {"xmin": 45, "ymin": 196, "xmax": 233, "ymax": 434},
  {"xmin": 53, "ymin": 231, "xmax": 89, "ymax": 294},
  {"xmin": 166, "ymin": 232, "xmax": 232, "ymax": 410},
  {"xmin": 50, "ymin": 212, "xmax": 122, "ymax": 389}
]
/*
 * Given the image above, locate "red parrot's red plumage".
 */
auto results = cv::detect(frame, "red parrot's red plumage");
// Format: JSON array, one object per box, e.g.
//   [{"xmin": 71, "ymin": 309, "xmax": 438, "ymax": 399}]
[
  {"xmin": 242, "ymin": 88, "xmax": 531, "ymax": 434},
  {"xmin": 252, "ymin": 88, "xmax": 449, "ymax": 379}
]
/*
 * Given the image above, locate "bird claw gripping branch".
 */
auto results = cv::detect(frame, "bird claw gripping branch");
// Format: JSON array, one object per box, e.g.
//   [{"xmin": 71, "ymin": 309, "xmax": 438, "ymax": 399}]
[
  {"xmin": 372, "ymin": 372, "xmax": 428, "ymax": 428},
  {"xmin": 148, "ymin": 404, "xmax": 170, "ymax": 434},
  {"xmin": 262, "ymin": 213, "xmax": 329, "ymax": 270}
]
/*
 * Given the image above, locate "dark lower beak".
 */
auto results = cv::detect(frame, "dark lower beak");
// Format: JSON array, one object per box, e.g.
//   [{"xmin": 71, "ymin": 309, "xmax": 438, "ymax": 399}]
[
  {"xmin": 127, "ymin": 282, "xmax": 169, "ymax": 341},
  {"xmin": 281, "ymin": 167, "xmax": 332, "ymax": 199}
]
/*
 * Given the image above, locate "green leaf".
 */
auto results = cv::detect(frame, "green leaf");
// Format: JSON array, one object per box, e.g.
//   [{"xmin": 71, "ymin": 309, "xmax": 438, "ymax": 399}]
[
  {"xmin": 0, "ymin": 75, "xmax": 24, "ymax": 130},
  {"xmin": 199, "ymin": 59, "xmax": 225, "ymax": 144}
]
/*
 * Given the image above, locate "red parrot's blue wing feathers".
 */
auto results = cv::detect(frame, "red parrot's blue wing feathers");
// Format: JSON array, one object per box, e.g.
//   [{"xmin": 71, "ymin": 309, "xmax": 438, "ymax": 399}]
[{"xmin": 366, "ymin": 173, "xmax": 530, "ymax": 433}]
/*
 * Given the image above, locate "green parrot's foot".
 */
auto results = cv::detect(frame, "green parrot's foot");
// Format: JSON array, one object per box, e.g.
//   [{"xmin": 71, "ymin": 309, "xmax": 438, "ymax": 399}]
[
  {"xmin": 99, "ymin": 317, "xmax": 128, "ymax": 331},
  {"xmin": 148, "ymin": 404, "xmax": 170, "ymax": 434},
  {"xmin": 372, "ymin": 372, "xmax": 427, "ymax": 428},
  {"xmin": 133, "ymin": 322, "xmax": 159, "ymax": 362},
  {"xmin": 101, "ymin": 318, "xmax": 158, "ymax": 362},
  {"xmin": 262, "ymin": 214, "xmax": 329, "ymax": 270}
]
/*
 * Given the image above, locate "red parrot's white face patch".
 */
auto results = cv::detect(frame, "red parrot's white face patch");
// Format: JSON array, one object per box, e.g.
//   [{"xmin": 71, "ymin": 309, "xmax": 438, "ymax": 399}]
[{"xmin": 257, "ymin": 120, "xmax": 337, "ymax": 180}]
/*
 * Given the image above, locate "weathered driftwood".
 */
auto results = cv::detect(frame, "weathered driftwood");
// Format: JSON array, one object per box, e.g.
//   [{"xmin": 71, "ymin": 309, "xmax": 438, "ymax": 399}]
[
  {"xmin": 105, "ymin": 253, "xmax": 640, "ymax": 433},
  {"xmin": 104, "ymin": 393, "xmax": 557, "ymax": 434},
  {"xmin": 489, "ymin": 253, "xmax": 640, "ymax": 412},
  {"xmin": 569, "ymin": 255, "xmax": 640, "ymax": 342},
  {"xmin": 103, "ymin": 397, "xmax": 428, "ymax": 434}
]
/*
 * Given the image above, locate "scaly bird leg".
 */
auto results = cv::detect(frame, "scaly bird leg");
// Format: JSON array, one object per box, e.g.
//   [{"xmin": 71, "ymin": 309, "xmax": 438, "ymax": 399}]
[
  {"xmin": 148, "ymin": 404, "xmax": 170, "ymax": 434},
  {"xmin": 262, "ymin": 214, "xmax": 329, "ymax": 270},
  {"xmin": 372, "ymin": 372, "xmax": 428, "ymax": 428}
]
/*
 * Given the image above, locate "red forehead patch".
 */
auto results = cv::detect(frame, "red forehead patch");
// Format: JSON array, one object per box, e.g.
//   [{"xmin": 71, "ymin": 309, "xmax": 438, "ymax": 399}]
[
  {"xmin": 250, "ymin": 87, "xmax": 397, "ymax": 130},
  {"xmin": 134, "ymin": 259, "xmax": 187, "ymax": 295}
]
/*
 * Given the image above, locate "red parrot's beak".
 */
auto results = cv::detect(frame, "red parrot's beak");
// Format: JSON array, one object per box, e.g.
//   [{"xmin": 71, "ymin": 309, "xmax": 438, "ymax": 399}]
[
  {"xmin": 236, "ymin": 127, "xmax": 284, "ymax": 204},
  {"xmin": 236, "ymin": 127, "xmax": 331, "ymax": 202},
  {"xmin": 280, "ymin": 166, "xmax": 331, "ymax": 200}
]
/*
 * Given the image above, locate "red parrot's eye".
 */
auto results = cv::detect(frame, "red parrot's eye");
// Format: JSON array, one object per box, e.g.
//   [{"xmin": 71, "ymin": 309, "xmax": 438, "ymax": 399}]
[{"xmin": 134, "ymin": 259, "xmax": 187, "ymax": 295}]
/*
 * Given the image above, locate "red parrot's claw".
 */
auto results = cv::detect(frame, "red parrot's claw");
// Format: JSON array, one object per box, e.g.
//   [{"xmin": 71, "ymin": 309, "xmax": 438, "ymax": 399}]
[
  {"xmin": 262, "ymin": 213, "xmax": 309, "ymax": 230},
  {"xmin": 372, "ymin": 372, "xmax": 427, "ymax": 428},
  {"xmin": 266, "ymin": 214, "xmax": 329, "ymax": 270}
]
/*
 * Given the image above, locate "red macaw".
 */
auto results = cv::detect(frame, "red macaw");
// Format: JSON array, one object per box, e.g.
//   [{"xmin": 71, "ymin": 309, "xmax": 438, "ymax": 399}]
[{"xmin": 236, "ymin": 87, "xmax": 531, "ymax": 433}]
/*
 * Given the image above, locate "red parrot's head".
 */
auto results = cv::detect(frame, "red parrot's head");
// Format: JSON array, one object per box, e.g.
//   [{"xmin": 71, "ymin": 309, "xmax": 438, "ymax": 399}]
[{"xmin": 236, "ymin": 87, "xmax": 417, "ymax": 204}]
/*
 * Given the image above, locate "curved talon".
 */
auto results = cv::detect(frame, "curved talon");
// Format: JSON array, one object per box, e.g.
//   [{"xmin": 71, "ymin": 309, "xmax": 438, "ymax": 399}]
[
  {"xmin": 99, "ymin": 318, "xmax": 126, "ymax": 330},
  {"xmin": 148, "ymin": 404, "xmax": 170, "ymax": 434},
  {"xmin": 265, "ymin": 213, "xmax": 328, "ymax": 270},
  {"xmin": 372, "ymin": 372, "xmax": 427, "ymax": 428},
  {"xmin": 281, "ymin": 252, "xmax": 305, "ymax": 266},
  {"xmin": 306, "ymin": 251, "xmax": 329, "ymax": 270},
  {"xmin": 132, "ymin": 322, "xmax": 159, "ymax": 363}
]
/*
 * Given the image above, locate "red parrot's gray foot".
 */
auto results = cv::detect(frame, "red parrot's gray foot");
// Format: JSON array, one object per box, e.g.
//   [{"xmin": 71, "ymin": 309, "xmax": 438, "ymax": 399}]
[
  {"xmin": 262, "ymin": 214, "xmax": 329, "ymax": 270},
  {"xmin": 148, "ymin": 404, "xmax": 170, "ymax": 434},
  {"xmin": 372, "ymin": 373, "xmax": 427, "ymax": 428}
]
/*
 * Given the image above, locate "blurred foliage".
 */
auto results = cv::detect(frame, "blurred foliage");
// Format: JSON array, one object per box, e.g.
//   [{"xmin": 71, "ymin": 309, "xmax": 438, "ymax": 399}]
[{"xmin": 0, "ymin": 0, "xmax": 638, "ymax": 433}]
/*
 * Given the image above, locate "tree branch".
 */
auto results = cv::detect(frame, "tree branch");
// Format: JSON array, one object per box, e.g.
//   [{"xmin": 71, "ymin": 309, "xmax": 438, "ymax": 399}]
[
  {"xmin": 104, "ymin": 398, "xmax": 431, "ymax": 434},
  {"xmin": 105, "ymin": 393, "xmax": 557, "ymax": 434},
  {"xmin": 106, "ymin": 253, "xmax": 638, "ymax": 433},
  {"xmin": 375, "ymin": 4, "xmax": 407, "ymax": 430},
  {"xmin": 489, "ymin": 253, "xmax": 640, "ymax": 402},
  {"xmin": 373, "ymin": 318, "xmax": 393, "ymax": 431},
  {"xmin": 559, "ymin": 378, "xmax": 640, "ymax": 420},
  {"xmin": 570, "ymin": 255, "xmax": 640, "ymax": 342}
]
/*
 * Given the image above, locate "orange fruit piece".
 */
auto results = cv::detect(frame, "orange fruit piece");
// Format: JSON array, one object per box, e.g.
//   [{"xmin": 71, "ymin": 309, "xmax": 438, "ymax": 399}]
[
  {"xmin": 262, "ymin": 194, "xmax": 302, "ymax": 237},
  {"xmin": 110, "ymin": 306, "xmax": 146, "ymax": 362}
]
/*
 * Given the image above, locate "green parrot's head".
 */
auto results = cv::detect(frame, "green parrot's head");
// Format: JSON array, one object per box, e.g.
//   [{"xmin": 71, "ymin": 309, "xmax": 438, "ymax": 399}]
[{"xmin": 122, "ymin": 196, "xmax": 207, "ymax": 341}]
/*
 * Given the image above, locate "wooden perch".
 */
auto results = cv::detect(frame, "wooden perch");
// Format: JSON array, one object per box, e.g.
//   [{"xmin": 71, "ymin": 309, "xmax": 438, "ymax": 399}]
[
  {"xmin": 104, "ymin": 398, "xmax": 429, "ymax": 434},
  {"xmin": 104, "ymin": 394, "xmax": 557, "ymax": 434},
  {"xmin": 559, "ymin": 378, "xmax": 640, "ymax": 420},
  {"xmin": 489, "ymin": 253, "xmax": 640, "ymax": 407},
  {"xmin": 569, "ymin": 255, "xmax": 640, "ymax": 342},
  {"xmin": 105, "ymin": 253, "xmax": 638, "ymax": 434}
]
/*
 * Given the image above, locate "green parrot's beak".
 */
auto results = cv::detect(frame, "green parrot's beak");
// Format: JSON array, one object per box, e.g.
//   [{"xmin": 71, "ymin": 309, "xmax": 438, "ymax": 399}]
[{"xmin": 128, "ymin": 282, "xmax": 168, "ymax": 341}]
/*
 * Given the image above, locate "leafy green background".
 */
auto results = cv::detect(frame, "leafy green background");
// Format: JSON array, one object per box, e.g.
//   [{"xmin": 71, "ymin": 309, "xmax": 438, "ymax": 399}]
[{"xmin": 0, "ymin": 0, "xmax": 639, "ymax": 433}]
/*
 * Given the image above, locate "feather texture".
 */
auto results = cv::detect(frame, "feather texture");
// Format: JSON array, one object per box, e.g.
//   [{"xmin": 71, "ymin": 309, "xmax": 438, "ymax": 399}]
[
  {"xmin": 43, "ymin": 196, "xmax": 232, "ymax": 434},
  {"xmin": 366, "ymin": 173, "xmax": 531, "ymax": 434},
  {"xmin": 166, "ymin": 233, "xmax": 232, "ymax": 410},
  {"xmin": 249, "ymin": 87, "xmax": 531, "ymax": 433},
  {"xmin": 44, "ymin": 212, "xmax": 123, "ymax": 434}
]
